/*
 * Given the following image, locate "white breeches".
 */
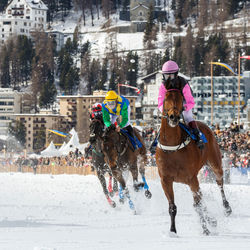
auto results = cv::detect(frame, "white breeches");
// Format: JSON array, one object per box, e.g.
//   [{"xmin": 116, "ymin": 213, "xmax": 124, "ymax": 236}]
[{"xmin": 183, "ymin": 109, "xmax": 194, "ymax": 124}]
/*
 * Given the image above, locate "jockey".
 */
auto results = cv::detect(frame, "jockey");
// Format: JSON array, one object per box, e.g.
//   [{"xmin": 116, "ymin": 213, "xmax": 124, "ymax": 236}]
[
  {"xmin": 85, "ymin": 103, "xmax": 103, "ymax": 159},
  {"xmin": 154, "ymin": 60, "xmax": 204, "ymax": 150},
  {"xmin": 90, "ymin": 102, "xmax": 103, "ymax": 121},
  {"xmin": 102, "ymin": 90, "xmax": 138, "ymax": 150}
]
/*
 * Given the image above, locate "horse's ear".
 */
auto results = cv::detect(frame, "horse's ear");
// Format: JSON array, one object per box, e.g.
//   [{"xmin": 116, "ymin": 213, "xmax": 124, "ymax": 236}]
[{"xmin": 163, "ymin": 78, "xmax": 171, "ymax": 89}]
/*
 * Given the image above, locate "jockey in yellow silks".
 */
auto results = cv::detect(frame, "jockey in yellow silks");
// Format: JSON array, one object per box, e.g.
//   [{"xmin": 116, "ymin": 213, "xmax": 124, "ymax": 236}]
[{"xmin": 102, "ymin": 90, "xmax": 137, "ymax": 149}]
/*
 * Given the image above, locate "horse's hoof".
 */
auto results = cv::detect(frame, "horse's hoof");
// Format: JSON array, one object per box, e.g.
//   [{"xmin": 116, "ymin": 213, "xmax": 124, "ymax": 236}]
[
  {"xmin": 145, "ymin": 190, "xmax": 152, "ymax": 199},
  {"xmin": 133, "ymin": 182, "xmax": 144, "ymax": 192},
  {"xmin": 110, "ymin": 201, "xmax": 116, "ymax": 208},
  {"xmin": 207, "ymin": 217, "xmax": 217, "ymax": 227},
  {"xmin": 169, "ymin": 231, "xmax": 178, "ymax": 238},
  {"xmin": 203, "ymin": 228, "xmax": 210, "ymax": 235},
  {"xmin": 119, "ymin": 198, "xmax": 125, "ymax": 204},
  {"xmin": 224, "ymin": 206, "xmax": 232, "ymax": 216}
]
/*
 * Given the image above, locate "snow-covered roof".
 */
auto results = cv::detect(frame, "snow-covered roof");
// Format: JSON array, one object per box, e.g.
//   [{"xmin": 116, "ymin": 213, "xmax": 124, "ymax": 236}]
[
  {"xmin": 26, "ymin": 0, "xmax": 48, "ymax": 10},
  {"xmin": 131, "ymin": 4, "xmax": 149, "ymax": 11}
]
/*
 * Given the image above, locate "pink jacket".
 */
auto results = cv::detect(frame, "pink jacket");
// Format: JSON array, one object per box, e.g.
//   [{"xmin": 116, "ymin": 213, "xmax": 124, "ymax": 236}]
[{"xmin": 158, "ymin": 82, "xmax": 195, "ymax": 112}]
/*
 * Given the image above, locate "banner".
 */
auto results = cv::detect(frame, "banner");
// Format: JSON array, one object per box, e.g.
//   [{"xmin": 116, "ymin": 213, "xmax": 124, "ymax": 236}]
[
  {"xmin": 210, "ymin": 62, "xmax": 243, "ymax": 76},
  {"xmin": 240, "ymin": 55, "xmax": 250, "ymax": 60},
  {"xmin": 118, "ymin": 84, "xmax": 141, "ymax": 94},
  {"xmin": 48, "ymin": 129, "xmax": 68, "ymax": 137}
]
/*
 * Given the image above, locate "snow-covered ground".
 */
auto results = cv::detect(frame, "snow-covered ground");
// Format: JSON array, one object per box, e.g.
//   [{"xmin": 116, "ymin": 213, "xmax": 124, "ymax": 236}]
[{"xmin": 0, "ymin": 172, "xmax": 250, "ymax": 250}]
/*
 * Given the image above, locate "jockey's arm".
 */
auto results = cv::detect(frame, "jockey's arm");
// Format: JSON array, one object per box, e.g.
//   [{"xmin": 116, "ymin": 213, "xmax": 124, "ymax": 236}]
[
  {"xmin": 119, "ymin": 102, "xmax": 129, "ymax": 128},
  {"xmin": 182, "ymin": 84, "xmax": 195, "ymax": 111},
  {"xmin": 102, "ymin": 107, "xmax": 112, "ymax": 127}
]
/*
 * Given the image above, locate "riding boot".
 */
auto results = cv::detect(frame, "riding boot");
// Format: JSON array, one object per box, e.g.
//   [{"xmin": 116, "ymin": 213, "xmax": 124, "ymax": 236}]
[
  {"xmin": 188, "ymin": 121, "xmax": 205, "ymax": 150},
  {"xmin": 149, "ymin": 132, "xmax": 159, "ymax": 155},
  {"xmin": 125, "ymin": 125, "xmax": 137, "ymax": 150}
]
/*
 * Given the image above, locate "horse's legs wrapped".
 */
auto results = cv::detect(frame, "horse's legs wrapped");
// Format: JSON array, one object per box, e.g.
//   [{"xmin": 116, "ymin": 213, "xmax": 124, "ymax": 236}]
[{"xmin": 189, "ymin": 176, "xmax": 210, "ymax": 235}]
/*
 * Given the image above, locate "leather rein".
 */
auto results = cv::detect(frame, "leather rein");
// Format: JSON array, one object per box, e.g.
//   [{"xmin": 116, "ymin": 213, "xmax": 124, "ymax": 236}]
[{"xmin": 158, "ymin": 88, "xmax": 191, "ymax": 152}]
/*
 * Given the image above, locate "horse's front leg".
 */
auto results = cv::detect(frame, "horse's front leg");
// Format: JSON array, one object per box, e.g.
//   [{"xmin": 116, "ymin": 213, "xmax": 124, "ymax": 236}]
[
  {"xmin": 96, "ymin": 168, "xmax": 116, "ymax": 208},
  {"xmin": 160, "ymin": 176, "xmax": 177, "ymax": 234}
]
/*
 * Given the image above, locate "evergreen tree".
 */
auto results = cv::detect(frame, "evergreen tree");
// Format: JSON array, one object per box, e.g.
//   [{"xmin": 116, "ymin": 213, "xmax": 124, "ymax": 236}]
[
  {"xmin": 33, "ymin": 128, "xmax": 46, "ymax": 151},
  {"xmin": 0, "ymin": 0, "xmax": 8, "ymax": 12},
  {"xmin": 97, "ymin": 58, "xmax": 108, "ymax": 90},
  {"xmin": 143, "ymin": 4, "xmax": 155, "ymax": 45},
  {"xmin": 39, "ymin": 70, "xmax": 57, "ymax": 108},
  {"xmin": 0, "ymin": 46, "xmax": 11, "ymax": 88},
  {"xmin": 126, "ymin": 51, "xmax": 139, "ymax": 93},
  {"xmin": 8, "ymin": 120, "xmax": 26, "ymax": 147}
]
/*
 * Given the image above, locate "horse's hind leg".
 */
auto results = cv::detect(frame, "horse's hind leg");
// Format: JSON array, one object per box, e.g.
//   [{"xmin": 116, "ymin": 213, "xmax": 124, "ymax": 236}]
[
  {"xmin": 138, "ymin": 155, "xmax": 152, "ymax": 199},
  {"xmin": 208, "ymin": 147, "xmax": 232, "ymax": 216},
  {"xmin": 130, "ymin": 164, "xmax": 144, "ymax": 192},
  {"xmin": 189, "ymin": 176, "xmax": 210, "ymax": 235}
]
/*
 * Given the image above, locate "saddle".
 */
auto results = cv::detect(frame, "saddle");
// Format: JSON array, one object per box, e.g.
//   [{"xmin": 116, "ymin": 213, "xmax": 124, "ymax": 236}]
[
  {"xmin": 179, "ymin": 123, "xmax": 208, "ymax": 143},
  {"xmin": 121, "ymin": 129, "xmax": 143, "ymax": 150}
]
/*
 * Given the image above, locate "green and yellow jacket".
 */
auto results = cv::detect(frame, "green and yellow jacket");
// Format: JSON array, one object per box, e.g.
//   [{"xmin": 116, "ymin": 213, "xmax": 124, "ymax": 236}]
[{"xmin": 102, "ymin": 95, "xmax": 130, "ymax": 128}]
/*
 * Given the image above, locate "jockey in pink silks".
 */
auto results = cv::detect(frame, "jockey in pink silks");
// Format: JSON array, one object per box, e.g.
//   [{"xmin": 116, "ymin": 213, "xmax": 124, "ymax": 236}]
[{"xmin": 150, "ymin": 60, "xmax": 204, "ymax": 154}]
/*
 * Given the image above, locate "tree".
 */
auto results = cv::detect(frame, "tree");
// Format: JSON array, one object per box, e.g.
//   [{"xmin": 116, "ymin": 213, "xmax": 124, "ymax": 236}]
[
  {"xmin": 8, "ymin": 120, "xmax": 26, "ymax": 147},
  {"xmin": 33, "ymin": 128, "xmax": 46, "ymax": 151},
  {"xmin": 0, "ymin": 0, "xmax": 8, "ymax": 12},
  {"xmin": 31, "ymin": 32, "xmax": 55, "ymax": 112},
  {"xmin": 0, "ymin": 46, "xmax": 11, "ymax": 88}
]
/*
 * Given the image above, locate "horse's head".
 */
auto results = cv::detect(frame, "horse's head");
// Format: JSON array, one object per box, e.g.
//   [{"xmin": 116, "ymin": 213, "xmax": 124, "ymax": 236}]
[
  {"xmin": 89, "ymin": 118, "xmax": 104, "ymax": 144},
  {"xmin": 102, "ymin": 124, "xmax": 121, "ymax": 166},
  {"xmin": 163, "ymin": 88, "xmax": 183, "ymax": 127}
]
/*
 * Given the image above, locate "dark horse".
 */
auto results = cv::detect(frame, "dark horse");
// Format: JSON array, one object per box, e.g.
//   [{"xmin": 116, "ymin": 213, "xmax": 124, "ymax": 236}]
[
  {"xmin": 156, "ymin": 87, "xmax": 232, "ymax": 235},
  {"xmin": 102, "ymin": 125, "xmax": 152, "ymax": 212},
  {"xmin": 89, "ymin": 118, "xmax": 118, "ymax": 207}
]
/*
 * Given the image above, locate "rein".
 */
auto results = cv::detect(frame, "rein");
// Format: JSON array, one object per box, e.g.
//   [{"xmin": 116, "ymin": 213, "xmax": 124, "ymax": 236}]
[{"xmin": 159, "ymin": 88, "xmax": 190, "ymax": 152}]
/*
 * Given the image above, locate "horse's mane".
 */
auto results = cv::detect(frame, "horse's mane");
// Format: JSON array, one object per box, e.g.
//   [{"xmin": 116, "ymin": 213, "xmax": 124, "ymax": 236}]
[{"xmin": 163, "ymin": 76, "xmax": 186, "ymax": 90}]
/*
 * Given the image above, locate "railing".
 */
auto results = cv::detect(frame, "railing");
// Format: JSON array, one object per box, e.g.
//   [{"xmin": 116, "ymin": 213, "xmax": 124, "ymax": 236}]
[{"xmin": 0, "ymin": 164, "xmax": 160, "ymax": 180}]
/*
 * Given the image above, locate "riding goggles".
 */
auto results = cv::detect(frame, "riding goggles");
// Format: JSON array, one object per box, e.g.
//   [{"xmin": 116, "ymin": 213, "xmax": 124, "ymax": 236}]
[
  {"xmin": 163, "ymin": 73, "xmax": 176, "ymax": 80},
  {"xmin": 107, "ymin": 100, "xmax": 116, "ymax": 108}
]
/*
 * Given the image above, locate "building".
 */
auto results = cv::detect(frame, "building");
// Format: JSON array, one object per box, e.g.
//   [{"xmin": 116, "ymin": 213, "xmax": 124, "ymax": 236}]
[
  {"xmin": 119, "ymin": 0, "xmax": 166, "ymax": 32},
  {"xmin": 0, "ymin": 0, "xmax": 47, "ymax": 44},
  {"xmin": 58, "ymin": 91, "xmax": 137, "ymax": 143},
  {"xmin": 0, "ymin": 88, "xmax": 23, "ymax": 135},
  {"xmin": 191, "ymin": 74, "xmax": 249, "ymax": 126},
  {"xmin": 14, "ymin": 112, "xmax": 69, "ymax": 152}
]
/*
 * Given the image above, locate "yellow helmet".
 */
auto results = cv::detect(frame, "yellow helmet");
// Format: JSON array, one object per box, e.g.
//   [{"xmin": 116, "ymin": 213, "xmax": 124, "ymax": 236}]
[{"xmin": 105, "ymin": 90, "xmax": 118, "ymax": 101}]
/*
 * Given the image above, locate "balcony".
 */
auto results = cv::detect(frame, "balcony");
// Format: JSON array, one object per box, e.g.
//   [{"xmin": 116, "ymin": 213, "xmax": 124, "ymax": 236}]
[{"xmin": 12, "ymin": 11, "xmax": 24, "ymax": 16}]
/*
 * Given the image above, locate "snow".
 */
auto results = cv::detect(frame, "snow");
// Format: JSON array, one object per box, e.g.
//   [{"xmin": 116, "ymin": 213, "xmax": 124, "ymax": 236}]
[{"xmin": 0, "ymin": 172, "xmax": 250, "ymax": 250}]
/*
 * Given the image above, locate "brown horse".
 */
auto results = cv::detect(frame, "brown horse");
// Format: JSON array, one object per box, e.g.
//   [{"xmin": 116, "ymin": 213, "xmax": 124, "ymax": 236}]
[
  {"xmin": 156, "ymin": 88, "xmax": 232, "ymax": 235},
  {"xmin": 102, "ymin": 125, "xmax": 152, "ymax": 211}
]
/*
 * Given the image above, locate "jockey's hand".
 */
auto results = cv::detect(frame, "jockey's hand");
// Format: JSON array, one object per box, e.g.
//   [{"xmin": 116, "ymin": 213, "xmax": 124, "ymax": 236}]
[{"xmin": 116, "ymin": 126, "xmax": 121, "ymax": 132}]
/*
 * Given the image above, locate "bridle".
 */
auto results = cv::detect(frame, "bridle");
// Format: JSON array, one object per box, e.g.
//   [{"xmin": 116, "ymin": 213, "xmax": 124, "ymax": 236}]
[
  {"xmin": 159, "ymin": 88, "xmax": 191, "ymax": 152},
  {"xmin": 162, "ymin": 89, "xmax": 184, "ymax": 120}
]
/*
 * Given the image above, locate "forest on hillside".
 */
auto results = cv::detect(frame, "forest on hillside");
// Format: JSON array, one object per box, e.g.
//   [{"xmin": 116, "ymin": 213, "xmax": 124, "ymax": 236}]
[{"xmin": 0, "ymin": 0, "xmax": 249, "ymax": 112}]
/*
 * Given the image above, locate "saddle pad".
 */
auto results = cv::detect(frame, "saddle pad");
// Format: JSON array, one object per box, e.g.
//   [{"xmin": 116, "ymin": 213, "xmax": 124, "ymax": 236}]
[
  {"xmin": 179, "ymin": 123, "xmax": 208, "ymax": 143},
  {"xmin": 120, "ymin": 129, "xmax": 143, "ymax": 149}
]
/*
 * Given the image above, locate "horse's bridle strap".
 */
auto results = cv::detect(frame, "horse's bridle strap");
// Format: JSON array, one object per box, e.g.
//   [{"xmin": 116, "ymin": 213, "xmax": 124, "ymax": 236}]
[{"xmin": 157, "ymin": 137, "xmax": 191, "ymax": 151}]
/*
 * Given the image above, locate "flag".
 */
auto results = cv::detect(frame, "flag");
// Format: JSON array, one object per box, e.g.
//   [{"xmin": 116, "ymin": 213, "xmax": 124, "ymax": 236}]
[
  {"xmin": 240, "ymin": 56, "xmax": 250, "ymax": 60},
  {"xmin": 118, "ymin": 84, "xmax": 141, "ymax": 94}
]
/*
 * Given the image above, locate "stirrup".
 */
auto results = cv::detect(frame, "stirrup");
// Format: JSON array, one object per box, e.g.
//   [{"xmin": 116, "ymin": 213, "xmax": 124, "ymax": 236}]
[{"xmin": 196, "ymin": 139, "xmax": 204, "ymax": 150}]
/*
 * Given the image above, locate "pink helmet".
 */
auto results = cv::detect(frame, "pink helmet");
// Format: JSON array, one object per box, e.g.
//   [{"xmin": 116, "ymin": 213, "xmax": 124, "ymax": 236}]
[{"xmin": 162, "ymin": 60, "xmax": 179, "ymax": 74}]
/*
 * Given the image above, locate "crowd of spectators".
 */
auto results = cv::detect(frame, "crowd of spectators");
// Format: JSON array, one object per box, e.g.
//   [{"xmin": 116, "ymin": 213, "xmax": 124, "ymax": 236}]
[
  {"xmin": 0, "ymin": 121, "xmax": 248, "ymax": 177},
  {"xmin": 213, "ymin": 122, "xmax": 249, "ymax": 170}
]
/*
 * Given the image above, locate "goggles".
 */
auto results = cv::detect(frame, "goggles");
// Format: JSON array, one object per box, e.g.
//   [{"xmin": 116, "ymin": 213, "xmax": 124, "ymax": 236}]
[
  {"xmin": 163, "ymin": 73, "xmax": 176, "ymax": 80},
  {"xmin": 92, "ymin": 108, "xmax": 102, "ymax": 112},
  {"xmin": 107, "ymin": 100, "xmax": 116, "ymax": 108}
]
